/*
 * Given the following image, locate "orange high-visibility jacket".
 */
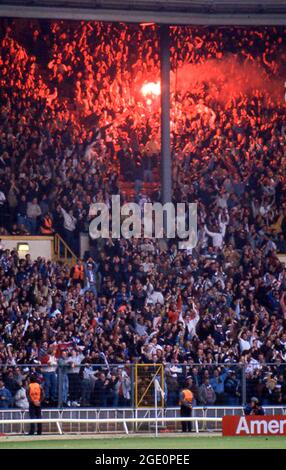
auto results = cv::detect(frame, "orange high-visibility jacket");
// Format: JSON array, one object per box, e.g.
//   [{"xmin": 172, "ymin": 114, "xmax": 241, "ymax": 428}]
[
  {"xmin": 28, "ymin": 382, "xmax": 42, "ymax": 403},
  {"xmin": 181, "ymin": 389, "xmax": 193, "ymax": 404},
  {"xmin": 73, "ymin": 264, "xmax": 84, "ymax": 280}
]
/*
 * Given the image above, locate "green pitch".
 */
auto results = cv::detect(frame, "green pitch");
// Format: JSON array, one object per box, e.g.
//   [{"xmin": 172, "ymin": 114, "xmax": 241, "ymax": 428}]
[{"xmin": 0, "ymin": 436, "xmax": 286, "ymax": 449}]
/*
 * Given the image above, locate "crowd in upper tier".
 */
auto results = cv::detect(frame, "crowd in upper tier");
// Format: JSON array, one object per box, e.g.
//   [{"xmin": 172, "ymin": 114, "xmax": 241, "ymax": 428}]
[{"xmin": 0, "ymin": 20, "xmax": 286, "ymax": 408}]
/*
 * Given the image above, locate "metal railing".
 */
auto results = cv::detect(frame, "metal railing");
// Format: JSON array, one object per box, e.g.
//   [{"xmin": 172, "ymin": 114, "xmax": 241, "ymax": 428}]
[
  {"xmin": 53, "ymin": 233, "xmax": 77, "ymax": 266},
  {"xmin": 0, "ymin": 406, "xmax": 286, "ymax": 435}
]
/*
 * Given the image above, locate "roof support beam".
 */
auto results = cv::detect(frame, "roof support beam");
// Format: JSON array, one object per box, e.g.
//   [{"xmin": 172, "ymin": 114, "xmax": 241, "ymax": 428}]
[{"xmin": 0, "ymin": 5, "xmax": 286, "ymax": 25}]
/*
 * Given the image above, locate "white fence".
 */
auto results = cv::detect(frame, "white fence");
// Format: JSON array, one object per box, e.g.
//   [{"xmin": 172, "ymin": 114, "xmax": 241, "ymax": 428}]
[
  {"xmin": 0, "ymin": 406, "xmax": 285, "ymax": 435},
  {"xmin": 0, "ymin": 416, "xmax": 222, "ymax": 437}
]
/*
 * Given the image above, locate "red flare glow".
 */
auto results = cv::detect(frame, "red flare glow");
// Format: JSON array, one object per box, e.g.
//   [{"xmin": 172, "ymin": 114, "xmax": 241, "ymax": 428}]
[{"xmin": 141, "ymin": 82, "xmax": 161, "ymax": 97}]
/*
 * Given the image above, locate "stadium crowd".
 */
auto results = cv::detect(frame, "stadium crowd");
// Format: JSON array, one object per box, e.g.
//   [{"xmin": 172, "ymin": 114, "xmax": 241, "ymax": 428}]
[{"xmin": 0, "ymin": 20, "xmax": 286, "ymax": 409}]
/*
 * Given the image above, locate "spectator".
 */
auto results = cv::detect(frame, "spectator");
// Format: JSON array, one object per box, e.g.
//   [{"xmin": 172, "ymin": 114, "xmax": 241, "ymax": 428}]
[
  {"xmin": 14, "ymin": 381, "xmax": 29, "ymax": 409},
  {"xmin": 210, "ymin": 367, "xmax": 228, "ymax": 405},
  {"xmin": 41, "ymin": 349, "xmax": 58, "ymax": 405},
  {"xmin": 166, "ymin": 368, "xmax": 179, "ymax": 407},
  {"xmin": 26, "ymin": 198, "xmax": 42, "ymax": 235},
  {"xmin": 117, "ymin": 368, "xmax": 131, "ymax": 407},
  {"xmin": 58, "ymin": 351, "xmax": 70, "ymax": 406},
  {"xmin": 84, "ymin": 258, "xmax": 101, "ymax": 295},
  {"xmin": 198, "ymin": 378, "xmax": 216, "ymax": 406},
  {"xmin": 224, "ymin": 370, "xmax": 241, "ymax": 405},
  {"xmin": 0, "ymin": 379, "xmax": 12, "ymax": 409},
  {"xmin": 67, "ymin": 349, "xmax": 83, "ymax": 406},
  {"xmin": 244, "ymin": 396, "xmax": 265, "ymax": 416}
]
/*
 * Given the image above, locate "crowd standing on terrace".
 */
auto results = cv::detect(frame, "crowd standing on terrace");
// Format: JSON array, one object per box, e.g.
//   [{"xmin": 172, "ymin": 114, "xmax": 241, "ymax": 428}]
[{"xmin": 0, "ymin": 20, "xmax": 286, "ymax": 409}]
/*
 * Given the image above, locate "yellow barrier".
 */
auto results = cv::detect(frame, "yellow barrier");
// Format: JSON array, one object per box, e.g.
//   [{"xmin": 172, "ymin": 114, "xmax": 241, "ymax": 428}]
[{"xmin": 53, "ymin": 233, "xmax": 77, "ymax": 266}]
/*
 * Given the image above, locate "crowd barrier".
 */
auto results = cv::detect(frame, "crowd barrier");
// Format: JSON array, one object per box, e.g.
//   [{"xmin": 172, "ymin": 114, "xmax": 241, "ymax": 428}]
[
  {"xmin": 0, "ymin": 416, "xmax": 222, "ymax": 436},
  {"xmin": 0, "ymin": 406, "xmax": 285, "ymax": 435}
]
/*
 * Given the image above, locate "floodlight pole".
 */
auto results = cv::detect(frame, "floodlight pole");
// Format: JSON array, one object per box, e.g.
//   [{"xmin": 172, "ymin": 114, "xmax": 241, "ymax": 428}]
[{"xmin": 160, "ymin": 24, "xmax": 172, "ymax": 206}]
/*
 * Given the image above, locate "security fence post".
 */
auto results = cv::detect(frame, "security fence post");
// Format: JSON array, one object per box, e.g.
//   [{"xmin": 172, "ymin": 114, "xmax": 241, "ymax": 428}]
[
  {"xmin": 131, "ymin": 364, "xmax": 135, "ymax": 409},
  {"xmin": 241, "ymin": 363, "xmax": 246, "ymax": 406},
  {"xmin": 58, "ymin": 364, "xmax": 63, "ymax": 408}
]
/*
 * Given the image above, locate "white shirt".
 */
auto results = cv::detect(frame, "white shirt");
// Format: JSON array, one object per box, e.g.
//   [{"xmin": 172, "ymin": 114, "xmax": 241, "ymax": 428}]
[
  {"xmin": 204, "ymin": 226, "xmax": 224, "ymax": 248},
  {"xmin": 239, "ymin": 337, "xmax": 251, "ymax": 352},
  {"xmin": 0, "ymin": 191, "xmax": 6, "ymax": 206},
  {"xmin": 204, "ymin": 211, "xmax": 229, "ymax": 248},
  {"xmin": 61, "ymin": 207, "xmax": 76, "ymax": 231},
  {"xmin": 45, "ymin": 355, "xmax": 58, "ymax": 373},
  {"xmin": 146, "ymin": 290, "xmax": 164, "ymax": 305},
  {"xmin": 148, "ymin": 343, "xmax": 163, "ymax": 356},
  {"xmin": 179, "ymin": 305, "xmax": 200, "ymax": 338},
  {"xmin": 245, "ymin": 358, "xmax": 260, "ymax": 374}
]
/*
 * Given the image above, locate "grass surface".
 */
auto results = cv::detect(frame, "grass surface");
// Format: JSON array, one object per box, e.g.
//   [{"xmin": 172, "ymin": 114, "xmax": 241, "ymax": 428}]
[{"xmin": 0, "ymin": 436, "xmax": 286, "ymax": 449}]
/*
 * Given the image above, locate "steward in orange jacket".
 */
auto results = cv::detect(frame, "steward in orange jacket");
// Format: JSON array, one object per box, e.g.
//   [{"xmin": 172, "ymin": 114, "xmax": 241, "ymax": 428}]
[
  {"xmin": 27, "ymin": 375, "xmax": 44, "ymax": 435},
  {"xmin": 40, "ymin": 213, "xmax": 54, "ymax": 235},
  {"xmin": 180, "ymin": 386, "xmax": 193, "ymax": 433},
  {"xmin": 71, "ymin": 260, "xmax": 85, "ymax": 285}
]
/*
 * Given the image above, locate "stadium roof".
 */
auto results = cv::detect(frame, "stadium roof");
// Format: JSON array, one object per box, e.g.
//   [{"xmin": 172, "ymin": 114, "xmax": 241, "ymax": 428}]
[{"xmin": 1, "ymin": 0, "xmax": 286, "ymax": 25}]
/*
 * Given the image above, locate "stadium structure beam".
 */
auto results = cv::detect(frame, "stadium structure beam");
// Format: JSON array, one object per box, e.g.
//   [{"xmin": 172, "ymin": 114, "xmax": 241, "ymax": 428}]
[
  {"xmin": 160, "ymin": 24, "xmax": 172, "ymax": 206},
  {"xmin": 1, "ymin": 5, "xmax": 286, "ymax": 24}
]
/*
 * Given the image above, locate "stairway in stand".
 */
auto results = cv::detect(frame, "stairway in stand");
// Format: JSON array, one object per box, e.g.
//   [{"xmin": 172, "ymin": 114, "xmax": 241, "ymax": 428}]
[{"xmin": 53, "ymin": 233, "xmax": 77, "ymax": 266}]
